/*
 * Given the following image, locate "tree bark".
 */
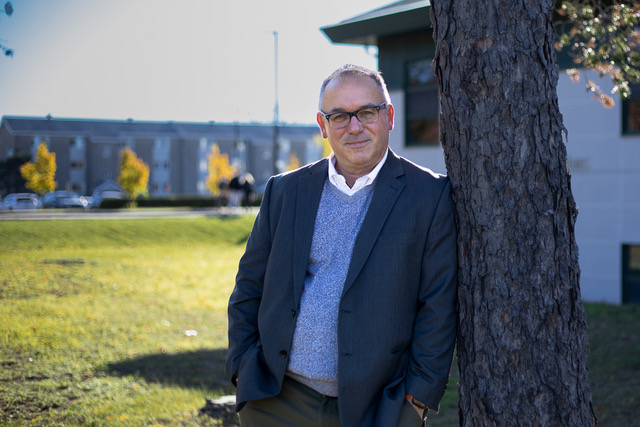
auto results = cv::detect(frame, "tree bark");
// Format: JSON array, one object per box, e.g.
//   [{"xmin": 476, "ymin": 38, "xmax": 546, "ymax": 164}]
[{"xmin": 430, "ymin": 0, "xmax": 595, "ymax": 425}]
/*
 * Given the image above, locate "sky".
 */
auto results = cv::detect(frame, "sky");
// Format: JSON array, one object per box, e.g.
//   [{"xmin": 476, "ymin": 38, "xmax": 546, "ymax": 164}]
[{"xmin": 0, "ymin": 0, "xmax": 393, "ymax": 126}]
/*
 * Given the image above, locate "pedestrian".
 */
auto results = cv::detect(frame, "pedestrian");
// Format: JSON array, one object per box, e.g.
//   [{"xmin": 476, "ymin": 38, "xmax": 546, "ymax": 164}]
[
  {"xmin": 242, "ymin": 173, "xmax": 255, "ymax": 206},
  {"xmin": 228, "ymin": 174, "xmax": 243, "ymax": 208},
  {"xmin": 227, "ymin": 64, "xmax": 457, "ymax": 426}
]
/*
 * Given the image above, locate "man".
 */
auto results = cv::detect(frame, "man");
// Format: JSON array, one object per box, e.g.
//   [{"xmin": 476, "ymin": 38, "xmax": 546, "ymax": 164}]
[{"xmin": 226, "ymin": 65, "xmax": 457, "ymax": 426}]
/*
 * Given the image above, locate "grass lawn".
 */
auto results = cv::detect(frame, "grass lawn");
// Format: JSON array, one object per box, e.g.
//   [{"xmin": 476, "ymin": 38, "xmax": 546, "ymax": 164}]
[
  {"xmin": 429, "ymin": 302, "xmax": 640, "ymax": 426},
  {"xmin": 1, "ymin": 216, "xmax": 638, "ymax": 426},
  {"xmin": 1, "ymin": 216, "xmax": 253, "ymax": 426}
]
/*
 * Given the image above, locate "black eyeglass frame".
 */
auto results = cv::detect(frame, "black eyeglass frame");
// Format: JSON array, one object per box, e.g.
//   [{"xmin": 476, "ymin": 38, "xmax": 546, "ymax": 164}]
[{"xmin": 320, "ymin": 102, "xmax": 387, "ymax": 129}]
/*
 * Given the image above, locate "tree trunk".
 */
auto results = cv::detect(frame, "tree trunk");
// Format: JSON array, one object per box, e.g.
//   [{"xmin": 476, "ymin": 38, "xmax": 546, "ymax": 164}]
[{"xmin": 430, "ymin": 0, "xmax": 595, "ymax": 425}]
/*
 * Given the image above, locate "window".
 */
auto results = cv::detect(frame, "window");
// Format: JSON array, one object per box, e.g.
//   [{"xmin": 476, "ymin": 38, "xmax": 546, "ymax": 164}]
[
  {"xmin": 622, "ymin": 244, "xmax": 640, "ymax": 304},
  {"xmin": 622, "ymin": 83, "xmax": 640, "ymax": 135},
  {"xmin": 630, "ymin": 246, "xmax": 640, "ymax": 270},
  {"xmin": 406, "ymin": 58, "xmax": 439, "ymax": 146}
]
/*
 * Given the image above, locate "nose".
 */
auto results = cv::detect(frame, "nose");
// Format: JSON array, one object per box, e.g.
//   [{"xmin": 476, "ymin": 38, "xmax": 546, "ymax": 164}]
[{"xmin": 346, "ymin": 114, "xmax": 364, "ymax": 133}]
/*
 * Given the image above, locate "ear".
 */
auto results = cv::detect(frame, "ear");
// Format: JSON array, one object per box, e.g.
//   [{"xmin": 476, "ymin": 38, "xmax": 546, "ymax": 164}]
[
  {"xmin": 317, "ymin": 112, "xmax": 329, "ymax": 138},
  {"xmin": 386, "ymin": 104, "xmax": 395, "ymax": 131}
]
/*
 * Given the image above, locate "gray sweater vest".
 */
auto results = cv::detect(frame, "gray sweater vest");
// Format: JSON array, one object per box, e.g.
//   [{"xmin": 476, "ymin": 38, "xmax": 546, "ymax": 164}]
[{"xmin": 286, "ymin": 178, "xmax": 375, "ymax": 397}]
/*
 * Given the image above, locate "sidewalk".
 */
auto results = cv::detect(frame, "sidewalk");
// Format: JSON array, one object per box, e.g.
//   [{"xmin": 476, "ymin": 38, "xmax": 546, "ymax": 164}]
[{"xmin": 0, "ymin": 206, "xmax": 259, "ymax": 220}]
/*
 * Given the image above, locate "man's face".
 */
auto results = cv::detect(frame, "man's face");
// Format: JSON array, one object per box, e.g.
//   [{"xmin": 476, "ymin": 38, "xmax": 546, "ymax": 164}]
[{"xmin": 317, "ymin": 76, "xmax": 394, "ymax": 181}]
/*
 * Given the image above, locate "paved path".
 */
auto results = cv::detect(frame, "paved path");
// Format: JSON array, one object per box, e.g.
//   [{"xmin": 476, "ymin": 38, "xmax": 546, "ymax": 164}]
[{"xmin": 0, "ymin": 207, "xmax": 259, "ymax": 220}]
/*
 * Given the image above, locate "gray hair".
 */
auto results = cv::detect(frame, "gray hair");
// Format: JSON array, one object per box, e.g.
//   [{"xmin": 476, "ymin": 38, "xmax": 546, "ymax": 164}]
[{"xmin": 318, "ymin": 64, "xmax": 391, "ymax": 110}]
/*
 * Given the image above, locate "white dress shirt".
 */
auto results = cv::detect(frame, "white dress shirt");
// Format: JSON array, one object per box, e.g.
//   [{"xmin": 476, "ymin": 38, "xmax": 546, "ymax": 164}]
[{"xmin": 327, "ymin": 149, "xmax": 388, "ymax": 196}]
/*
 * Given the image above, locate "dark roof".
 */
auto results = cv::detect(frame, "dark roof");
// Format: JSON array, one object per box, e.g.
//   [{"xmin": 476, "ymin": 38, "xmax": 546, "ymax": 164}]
[
  {"xmin": 321, "ymin": 0, "xmax": 430, "ymax": 45},
  {"xmin": 1, "ymin": 116, "xmax": 318, "ymax": 141},
  {"xmin": 93, "ymin": 179, "xmax": 124, "ymax": 193}
]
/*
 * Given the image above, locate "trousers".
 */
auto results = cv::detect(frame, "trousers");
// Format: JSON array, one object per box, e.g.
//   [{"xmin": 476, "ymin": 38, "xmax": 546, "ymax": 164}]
[{"xmin": 238, "ymin": 375, "xmax": 422, "ymax": 426}]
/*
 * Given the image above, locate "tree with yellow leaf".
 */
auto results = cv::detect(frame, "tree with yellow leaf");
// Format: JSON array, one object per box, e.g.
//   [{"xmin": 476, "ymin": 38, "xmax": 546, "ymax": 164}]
[
  {"xmin": 313, "ymin": 134, "xmax": 332, "ymax": 158},
  {"xmin": 286, "ymin": 152, "xmax": 300, "ymax": 172},
  {"xmin": 117, "ymin": 147, "xmax": 149, "ymax": 203},
  {"xmin": 20, "ymin": 141, "xmax": 57, "ymax": 196},
  {"xmin": 206, "ymin": 144, "xmax": 235, "ymax": 196}
]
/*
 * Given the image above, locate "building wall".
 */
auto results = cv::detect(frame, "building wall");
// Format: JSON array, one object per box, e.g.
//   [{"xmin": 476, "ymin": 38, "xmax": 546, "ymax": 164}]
[
  {"xmin": 387, "ymin": 89, "xmax": 447, "ymax": 174},
  {"xmin": 388, "ymin": 66, "xmax": 640, "ymax": 304},
  {"xmin": 48, "ymin": 137, "xmax": 70, "ymax": 191},
  {"xmin": 0, "ymin": 118, "xmax": 321, "ymax": 198},
  {"xmin": 371, "ymin": 22, "xmax": 640, "ymax": 303},
  {"xmin": 87, "ymin": 140, "xmax": 123, "ymax": 191},
  {"xmin": 379, "ymin": 31, "xmax": 446, "ymax": 173},
  {"xmin": 378, "ymin": 30, "xmax": 435, "ymax": 92},
  {"xmin": 558, "ymin": 71, "xmax": 640, "ymax": 304},
  {"xmin": 0, "ymin": 124, "xmax": 12, "ymax": 159},
  {"xmin": 69, "ymin": 137, "xmax": 87, "ymax": 194}
]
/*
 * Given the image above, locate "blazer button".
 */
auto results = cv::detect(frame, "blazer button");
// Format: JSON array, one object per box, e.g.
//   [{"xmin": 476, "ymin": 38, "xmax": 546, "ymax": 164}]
[{"xmin": 279, "ymin": 350, "xmax": 288, "ymax": 359}]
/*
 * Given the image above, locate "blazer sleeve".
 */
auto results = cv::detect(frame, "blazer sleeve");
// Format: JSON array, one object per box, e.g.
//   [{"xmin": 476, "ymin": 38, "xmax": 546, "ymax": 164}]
[
  {"xmin": 405, "ymin": 178, "xmax": 458, "ymax": 410},
  {"xmin": 226, "ymin": 176, "xmax": 275, "ymax": 384}
]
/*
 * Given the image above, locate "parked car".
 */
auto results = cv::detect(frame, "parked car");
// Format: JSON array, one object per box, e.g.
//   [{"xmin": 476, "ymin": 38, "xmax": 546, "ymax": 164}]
[
  {"xmin": 42, "ymin": 191, "xmax": 88, "ymax": 208},
  {"xmin": 91, "ymin": 190, "xmax": 124, "ymax": 208},
  {"xmin": 83, "ymin": 196, "xmax": 94, "ymax": 208},
  {"xmin": 3, "ymin": 193, "xmax": 42, "ymax": 210}
]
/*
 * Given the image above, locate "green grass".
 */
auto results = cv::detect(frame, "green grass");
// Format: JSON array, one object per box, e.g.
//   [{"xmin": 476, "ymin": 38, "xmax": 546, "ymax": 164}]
[
  {"xmin": 584, "ymin": 303, "xmax": 640, "ymax": 426},
  {"xmin": 429, "ymin": 302, "xmax": 640, "ymax": 426},
  {"xmin": 1, "ymin": 217, "xmax": 639, "ymax": 426},
  {"xmin": 1, "ymin": 217, "xmax": 254, "ymax": 426}
]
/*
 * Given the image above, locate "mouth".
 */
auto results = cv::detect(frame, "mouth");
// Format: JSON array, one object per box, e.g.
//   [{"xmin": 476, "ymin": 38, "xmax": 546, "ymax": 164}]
[{"xmin": 345, "ymin": 139, "xmax": 369, "ymax": 148}]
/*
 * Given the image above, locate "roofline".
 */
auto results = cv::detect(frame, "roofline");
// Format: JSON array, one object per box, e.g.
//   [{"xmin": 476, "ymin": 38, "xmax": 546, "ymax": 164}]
[
  {"xmin": 0, "ymin": 115, "xmax": 317, "ymax": 138},
  {"xmin": 320, "ymin": 0, "xmax": 431, "ymax": 46},
  {"xmin": 1, "ymin": 115, "xmax": 218, "ymax": 127}
]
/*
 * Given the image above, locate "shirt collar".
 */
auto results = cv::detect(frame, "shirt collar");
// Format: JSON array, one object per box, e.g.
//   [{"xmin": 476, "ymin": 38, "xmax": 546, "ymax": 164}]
[{"xmin": 328, "ymin": 149, "xmax": 388, "ymax": 196}]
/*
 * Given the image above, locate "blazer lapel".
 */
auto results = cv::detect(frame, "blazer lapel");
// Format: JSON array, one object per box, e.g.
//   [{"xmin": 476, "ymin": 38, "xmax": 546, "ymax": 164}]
[
  {"xmin": 342, "ymin": 152, "xmax": 405, "ymax": 296},
  {"xmin": 292, "ymin": 159, "xmax": 328, "ymax": 304}
]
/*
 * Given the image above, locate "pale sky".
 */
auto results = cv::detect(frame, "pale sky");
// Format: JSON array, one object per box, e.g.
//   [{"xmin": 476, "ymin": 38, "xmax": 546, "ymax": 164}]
[{"xmin": 0, "ymin": 0, "xmax": 393, "ymax": 126}]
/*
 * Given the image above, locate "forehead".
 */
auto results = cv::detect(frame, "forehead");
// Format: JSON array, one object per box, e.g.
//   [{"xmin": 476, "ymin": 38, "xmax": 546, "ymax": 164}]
[{"xmin": 321, "ymin": 76, "xmax": 383, "ymax": 111}]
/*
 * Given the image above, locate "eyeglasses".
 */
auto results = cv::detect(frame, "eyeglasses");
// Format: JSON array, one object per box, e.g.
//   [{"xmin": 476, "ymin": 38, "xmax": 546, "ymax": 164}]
[{"xmin": 320, "ymin": 103, "xmax": 387, "ymax": 129}]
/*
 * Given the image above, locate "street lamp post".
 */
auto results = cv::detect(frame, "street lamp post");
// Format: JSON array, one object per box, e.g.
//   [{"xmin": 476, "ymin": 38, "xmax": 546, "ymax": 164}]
[{"xmin": 272, "ymin": 30, "xmax": 280, "ymax": 176}]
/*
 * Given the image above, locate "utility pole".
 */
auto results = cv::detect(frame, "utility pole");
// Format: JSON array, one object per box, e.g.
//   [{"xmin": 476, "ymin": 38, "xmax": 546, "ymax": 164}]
[{"xmin": 272, "ymin": 30, "xmax": 280, "ymax": 176}]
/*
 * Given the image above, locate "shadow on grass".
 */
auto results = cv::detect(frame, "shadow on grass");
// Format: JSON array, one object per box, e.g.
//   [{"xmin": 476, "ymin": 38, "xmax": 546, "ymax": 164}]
[{"xmin": 107, "ymin": 348, "xmax": 234, "ymax": 394}]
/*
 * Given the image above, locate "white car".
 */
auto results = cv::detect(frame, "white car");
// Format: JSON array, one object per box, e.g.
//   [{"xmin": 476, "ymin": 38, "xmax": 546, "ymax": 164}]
[
  {"xmin": 3, "ymin": 193, "xmax": 42, "ymax": 210},
  {"xmin": 42, "ymin": 191, "xmax": 88, "ymax": 208}
]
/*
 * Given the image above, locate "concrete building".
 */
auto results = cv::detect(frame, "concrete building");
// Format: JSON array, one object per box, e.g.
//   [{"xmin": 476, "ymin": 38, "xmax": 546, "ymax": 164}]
[
  {"xmin": 0, "ymin": 116, "xmax": 321, "ymax": 197},
  {"xmin": 321, "ymin": 0, "xmax": 640, "ymax": 304}
]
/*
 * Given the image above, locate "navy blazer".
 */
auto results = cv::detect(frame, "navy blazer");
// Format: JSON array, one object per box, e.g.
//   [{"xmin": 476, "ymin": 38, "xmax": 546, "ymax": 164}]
[{"xmin": 227, "ymin": 150, "xmax": 457, "ymax": 426}]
